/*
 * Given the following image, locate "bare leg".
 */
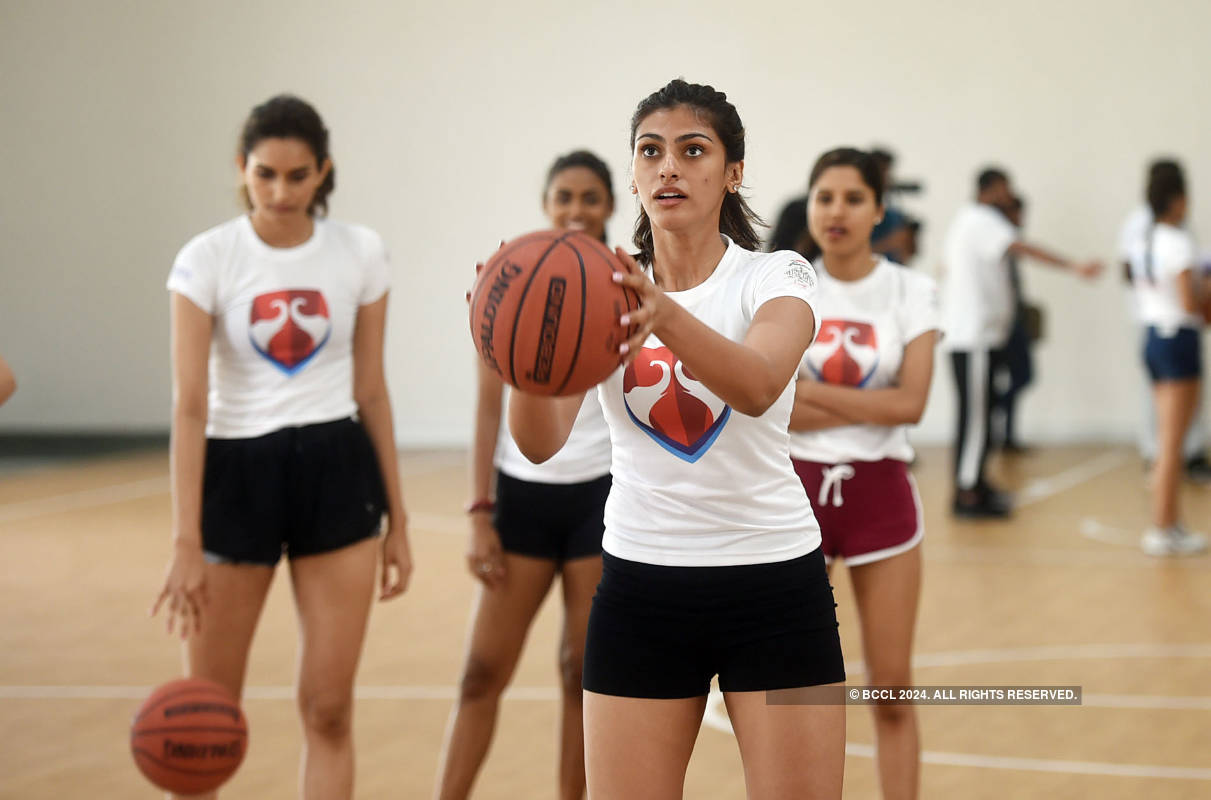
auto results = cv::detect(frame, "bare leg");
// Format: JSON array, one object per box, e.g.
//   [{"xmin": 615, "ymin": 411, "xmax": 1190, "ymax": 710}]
[
  {"xmin": 555, "ymin": 555, "xmax": 602, "ymax": 800},
  {"xmin": 723, "ymin": 688, "xmax": 845, "ymax": 800},
  {"xmin": 172, "ymin": 561, "xmax": 275, "ymax": 800},
  {"xmin": 433, "ymin": 554, "xmax": 559, "ymax": 800},
  {"xmin": 850, "ymin": 548, "xmax": 922, "ymax": 800},
  {"xmin": 289, "ymin": 537, "xmax": 378, "ymax": 800},
  {"xmin": 584, "ymin": 692, "xmax": 707, "ymax": 800},
  {"xmin": 1152, "ymin": 380, "xmax": 1200, "ymax": 527}
]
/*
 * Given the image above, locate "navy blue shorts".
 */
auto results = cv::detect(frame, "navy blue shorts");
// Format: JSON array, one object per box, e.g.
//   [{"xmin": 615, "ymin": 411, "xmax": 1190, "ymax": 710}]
[
  {"xmin": 201, "ymin": 417, "xmax": 386, "ymax": 566},
  {"xmin": 494, "ymin": 470, "xmax": 609, "ymax": 562},
  {"xmin": 1144, "ymin": 326, "xmax": 1202, "ymax": 382},
  {"xmin": 582, "ymin": 548, "xmax": 845, "ymax": 698}
]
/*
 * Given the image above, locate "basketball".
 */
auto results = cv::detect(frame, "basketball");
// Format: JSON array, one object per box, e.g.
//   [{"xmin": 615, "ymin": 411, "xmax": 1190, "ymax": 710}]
[
  {"xmin": 469, "ymin": 230, "xmax": 639, "ymax": 396},
  {"xmin": 130, "ymin": 677, "xmax": 248, "ymax": 795}
]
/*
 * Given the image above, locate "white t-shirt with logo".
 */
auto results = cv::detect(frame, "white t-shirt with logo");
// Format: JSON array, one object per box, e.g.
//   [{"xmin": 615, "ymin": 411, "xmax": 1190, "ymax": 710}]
[
  {"xmin": 942, "ymin": 203, "xmax": 1018, "ymax": 350},
  {"xmin": 596, "ymin": 237, "xmax": 823, "ymax": 567},
  {"xmin": 789, "ymin": 258, "xmax": 940, "ymax": 464},
  {"xmin": 1127, "ymin": 223, "xmax": 1202, "ymax": 334},
  {"xmin": 495, "ymin": 385, "xmax": 611, "ymax": 483},
  {"xmin": 167, "ymin": 216, "xmax": 390, "ymax": 439}
]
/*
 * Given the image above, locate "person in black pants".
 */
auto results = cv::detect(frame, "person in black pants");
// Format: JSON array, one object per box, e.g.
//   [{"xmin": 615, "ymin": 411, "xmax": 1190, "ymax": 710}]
[
  {"xmin": 993, "ymin": 195, "xmax": 1034, "ymax": 452},
  {"xmin": 942, "ymin": 168, "xmax": 1101, "ymax": 518}
]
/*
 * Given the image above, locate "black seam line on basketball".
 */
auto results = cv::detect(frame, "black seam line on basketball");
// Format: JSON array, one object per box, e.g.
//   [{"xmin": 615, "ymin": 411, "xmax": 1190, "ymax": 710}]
[
  {"xmin": 133, "ymin": 726, "xmax": 247, "ymax": 735},
  {"xmin": 135, "ymin": 688, "xmax": 237, "ymax": 722},
  {"xmin": 509, "ymin": 232, "xmax": 573, "ymax": 387},
  {"xmin": 553, "ymin": 239, "xmax": 588, "ymax": 395},
  {"xmin": 132, "ymin": 748, "xmax": 238, "ymax": 775},
  {"xmin": 467, "ymin": 233, "xmax": 548, "ymax": 324}
]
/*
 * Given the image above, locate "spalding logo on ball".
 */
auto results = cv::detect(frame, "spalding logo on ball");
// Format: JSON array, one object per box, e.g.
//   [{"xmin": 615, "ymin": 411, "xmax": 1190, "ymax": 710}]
[
  {"xmin": 469, "ymin": 230, "xmax": 639, "ymax": 395},
  {"xmin": 130, "ymin": 677, "xmax": 248, "ymax": 795}
]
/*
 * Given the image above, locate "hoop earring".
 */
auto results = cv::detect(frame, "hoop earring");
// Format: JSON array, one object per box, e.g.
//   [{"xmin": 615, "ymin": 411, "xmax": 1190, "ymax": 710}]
[{"xmin": 630, "ymin": 185, "xmax": 638, "ymax": 195}]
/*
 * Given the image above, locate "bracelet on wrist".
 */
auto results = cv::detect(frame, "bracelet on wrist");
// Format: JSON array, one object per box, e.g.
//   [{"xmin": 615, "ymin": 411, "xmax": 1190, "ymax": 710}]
[{"xmin": 465, "ymin": 499, "xmax": 496, "ymax": 514}]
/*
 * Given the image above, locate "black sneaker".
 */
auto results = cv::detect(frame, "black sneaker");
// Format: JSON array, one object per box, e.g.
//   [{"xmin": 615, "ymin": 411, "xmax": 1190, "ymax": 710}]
[{"xmin": 952, "ymin": 487, "xmax": 1012, "ymax": 519}]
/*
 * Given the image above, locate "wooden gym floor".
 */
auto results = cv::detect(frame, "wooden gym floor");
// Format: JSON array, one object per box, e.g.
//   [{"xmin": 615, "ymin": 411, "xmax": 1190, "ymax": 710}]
[{"xmin": 0, "ymin": 444, "xmax": 1208, "ymax": 799}]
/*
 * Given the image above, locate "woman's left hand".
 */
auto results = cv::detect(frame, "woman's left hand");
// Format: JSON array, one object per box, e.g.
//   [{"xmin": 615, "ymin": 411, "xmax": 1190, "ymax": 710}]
[
  {"xmin": 379, "ymin": 522, "xmax": 413, "ymax": 601},
  {"xmin": 612, "ymin": 247, "xmax": 672, "ymax": 366}
]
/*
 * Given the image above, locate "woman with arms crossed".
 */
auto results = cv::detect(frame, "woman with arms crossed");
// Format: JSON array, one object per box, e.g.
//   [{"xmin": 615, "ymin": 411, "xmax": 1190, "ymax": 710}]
[
  {"xmin": 790, "ymin": 148, "xmax": 940, "ymax": 800},
  {"xmin": 152, "ymin": 95, "xmax": 412, "ymax": 799}
]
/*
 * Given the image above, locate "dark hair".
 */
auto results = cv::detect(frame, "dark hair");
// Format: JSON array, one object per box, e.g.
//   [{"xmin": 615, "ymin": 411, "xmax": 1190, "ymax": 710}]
[
  {"xmin": 809, "ymin": 147, "xmax": 885, "ymax": 205},
  {"xmin": 1148, "ymin": 158, "xmax": 1183, "ymax": 181},
  {"xmin": 977, "ymin": 167, "xmax": 1009, "ymax": 194},
  {"xmin": 544, "ymin": 150, "xmax": 614, "ymax": 204},
  {"xmin": 1147, "ymin": 162, "xmax": 1186, "ymax": 217},
  {"xmin": 795, "ymin": 147, "xmax": 886, "ymax": 260},
  {"xmin": 239, "ymin": 95, "xmax": 334, "ymax": 216},
  {"xmin": 870, "ymin": 147, "xmax": 895, "ymax": 171},
  {"xmin": 628, "ymin": 79, "xmax": 763, "ymax": 265}
]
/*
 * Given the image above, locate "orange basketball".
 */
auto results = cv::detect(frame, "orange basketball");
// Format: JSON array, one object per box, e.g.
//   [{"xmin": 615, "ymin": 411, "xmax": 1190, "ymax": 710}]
[
  {"xmin": 130, "ymin": 677, "xmax": 248, "ymax": 795},
  {"xmin": 469, "ymin": 230, "xmax": 639, "ymax": 395}
]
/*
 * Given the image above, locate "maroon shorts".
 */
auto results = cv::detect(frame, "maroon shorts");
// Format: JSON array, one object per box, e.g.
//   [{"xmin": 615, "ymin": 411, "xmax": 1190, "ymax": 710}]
[{"xmin": 792, "ymin": 458, "xmax": 922, "ymax": 565}]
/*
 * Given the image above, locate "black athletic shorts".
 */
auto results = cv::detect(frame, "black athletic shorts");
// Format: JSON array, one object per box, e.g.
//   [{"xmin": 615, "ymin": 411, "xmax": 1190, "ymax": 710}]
[
  {"xmin": 201, "ymin": 417, "xmax": 386, "ymax": 566},
  {"xmin": 582, "ymin": 547, "xmax": 845, "ymax": 698},
  {"xmin": 494, "ymin": 470, "xmax": 610, "ymax": 562}
]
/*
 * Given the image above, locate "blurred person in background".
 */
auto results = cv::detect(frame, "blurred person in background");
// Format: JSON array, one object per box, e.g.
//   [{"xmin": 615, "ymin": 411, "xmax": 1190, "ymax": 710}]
[
  {"xmin": 1118, "ymin": 158, "xmax": 1211, "ymax": 482},
  {"xmin": 769, "ymin": 146, "xmax": 922, "ymax": 266},
  {"xmin": 990, "ymin": 195, "xmax": 1038, "ymax": 452},
  {"xmin": 942, "ymin": 167, "xmax": 1101, "ymax": 518},
  {"xmin": 1124, "ymin": 164, "xmax": 1210, "ymax": 555},
  {"xmin": 0, "ymin": 355, "xmax": 15, "ymax": 406},
  {"xmin": 869, "ymin": 148, "xmax": 923, "ymax": 266}
]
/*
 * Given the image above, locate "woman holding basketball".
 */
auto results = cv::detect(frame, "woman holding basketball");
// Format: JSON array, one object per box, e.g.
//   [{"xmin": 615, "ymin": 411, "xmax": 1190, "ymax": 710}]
[
  {"xmin": 152, "ymin": 95, "xmax": 412, "ymax": 799},
  {"xmin": 510, "ymin": 79, "xmax": 845, "ymax": 800},
  {"xmin": 434, "ymin": 151, "xmax": 615, "ymax": 800},
  {"xmin": 790, "ymin": 148, "xmax": 939, "ymax": 800}
]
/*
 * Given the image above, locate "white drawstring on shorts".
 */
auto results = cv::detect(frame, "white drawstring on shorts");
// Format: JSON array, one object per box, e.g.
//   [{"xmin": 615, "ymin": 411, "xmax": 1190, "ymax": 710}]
[{"xmin": 818, "ymin": 464, "xmax": 856, "ymax": 508}]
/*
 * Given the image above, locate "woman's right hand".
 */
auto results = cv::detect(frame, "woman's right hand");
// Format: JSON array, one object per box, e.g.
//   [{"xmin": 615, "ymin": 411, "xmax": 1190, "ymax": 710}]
[
  {"xmin": 150, "ymin": 539, "xmax": 209, "ymax": 639},
  {"xmin": 466, "ymin": 513, "xmax": 506, "ymax": 588}
]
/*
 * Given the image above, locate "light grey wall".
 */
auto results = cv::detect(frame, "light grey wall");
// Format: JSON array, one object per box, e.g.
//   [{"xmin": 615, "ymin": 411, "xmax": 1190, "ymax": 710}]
[{"xmin": 2, "ymin": 0, "xmax": 1208, "ymax": 445}]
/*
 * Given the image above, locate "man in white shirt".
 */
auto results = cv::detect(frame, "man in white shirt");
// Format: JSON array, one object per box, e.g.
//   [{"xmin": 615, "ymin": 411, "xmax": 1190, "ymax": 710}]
[{"xmin": 942, "ymin": 168, "xmax": 1102, "ymax": 518}]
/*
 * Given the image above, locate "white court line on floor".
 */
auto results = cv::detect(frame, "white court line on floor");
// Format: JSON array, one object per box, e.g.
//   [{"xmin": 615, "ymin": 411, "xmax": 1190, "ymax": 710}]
[
  {"xmin": 0, "ymin": 477, "xmax": 169, "ymax": 524},
  {"xmin": 4, "ymin": 685, "xmax": 1208, "ymax": 711},
  {"xmin": 9, "ymin": 641, "xmax": 1211, "ymax": 780},
  {"xmin": 1015, "ymin": 452, "xmax": 1130, "ymax": 509},
  {"xmin": 0, "ymin": 685, "xmax": 558, "ymax": 701},
  {"xmin": 1079, "ymin": 517, "xmax": 1143, "ymax": 547},
  {"xmin": 700, "ymin": 689, "xmax": 1211, "ymax": 781},
  {"xmin": 0, "ymin": 453, "xmax": 462, "ymax": 526}
]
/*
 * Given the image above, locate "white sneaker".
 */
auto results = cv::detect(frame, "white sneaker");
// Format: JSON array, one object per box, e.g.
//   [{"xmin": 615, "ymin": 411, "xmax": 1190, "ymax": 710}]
[{"xmin": 1141, "ymin": 526, "xmax": 1209, "ymax": 557}]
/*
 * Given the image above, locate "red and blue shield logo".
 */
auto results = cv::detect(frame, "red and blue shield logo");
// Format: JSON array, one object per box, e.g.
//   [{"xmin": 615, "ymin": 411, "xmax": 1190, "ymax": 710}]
[
  {"xmin": 248, "ymin": 289, "xmax": 331, "ymax": 375},
  {"xmin": 805, "ymin": 320, "xmax": 879, "ymax": 387},
  {"xmin": 622, "ymin": 345, "xmax": 730, "ymax": 463}
]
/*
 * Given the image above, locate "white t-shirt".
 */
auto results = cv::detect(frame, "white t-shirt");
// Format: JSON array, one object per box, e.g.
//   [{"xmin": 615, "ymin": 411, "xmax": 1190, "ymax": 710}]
[
  {"xmin": 941, "ymin": 203, "xmax": 1018, "ymax": 350},
  {"xmin": 495, "ymin": 385, "xmax": 611, "ymax": 483},
  {"xmin": 1118, "ymin": 205, "xmax": 1152, "ymax": 322},
  {"xmin": 1118, "ymin": 204, "xmax": 1152, "ymax": 264},
  {"xmin": 167, "ymin": 216, "xmax": 390, "ymax": 438},
  {"xmin": 789, "ymin": 258, "xmax": 940, "ymax": 464},
  {"xmin": 1127, "ymin": 223, "xmax": 1202, "ymax": 334},
  {"xmin": 596, "ymin": 237, "xmax": 823, "ymax": 567}
]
